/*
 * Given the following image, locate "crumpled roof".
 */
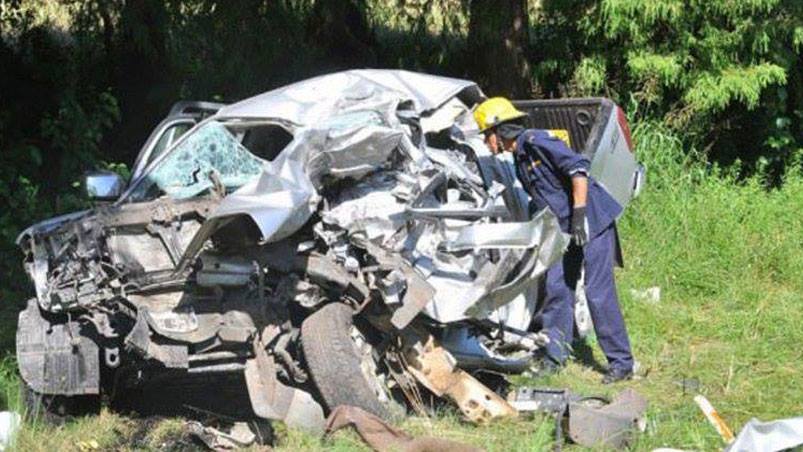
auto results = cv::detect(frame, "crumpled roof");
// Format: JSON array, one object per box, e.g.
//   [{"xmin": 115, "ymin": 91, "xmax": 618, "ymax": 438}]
[{"xmin": 216, "ymin": 70, "xmax": 481, "ymax": 125}]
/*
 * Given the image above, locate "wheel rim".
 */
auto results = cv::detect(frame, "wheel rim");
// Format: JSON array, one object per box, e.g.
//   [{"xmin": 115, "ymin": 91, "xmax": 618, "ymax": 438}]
[{"xmin": 349, "ymin": 326, "xmax": 394, "ymax": 406}]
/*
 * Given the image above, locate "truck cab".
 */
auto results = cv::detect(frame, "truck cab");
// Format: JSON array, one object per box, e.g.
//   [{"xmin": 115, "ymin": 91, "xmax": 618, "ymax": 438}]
[{"xmin": 129, "ymin": 101, "xmax": 226, "ymax": 182}]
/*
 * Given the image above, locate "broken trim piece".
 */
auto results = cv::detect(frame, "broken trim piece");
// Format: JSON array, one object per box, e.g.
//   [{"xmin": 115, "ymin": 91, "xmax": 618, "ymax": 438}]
[
  {"xmin": 244, "ymin": 337, "xmax": 325, "ymax": 433},
  {"xmin": 404, "ymin": 335, "xmax": 517, "ymax": 424}
]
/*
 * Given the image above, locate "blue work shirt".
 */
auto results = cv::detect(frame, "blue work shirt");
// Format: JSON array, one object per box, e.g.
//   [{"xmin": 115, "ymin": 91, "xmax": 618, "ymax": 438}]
[{"xmin": 513, "ymin": 129, "xmax": 622, "ymax": 239}]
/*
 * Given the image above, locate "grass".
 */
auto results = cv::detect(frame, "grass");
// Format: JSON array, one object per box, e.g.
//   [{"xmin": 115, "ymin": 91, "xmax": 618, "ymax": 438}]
[{"xmin": 0, "ymin": 121, "xmax": 801, "ymax": 450}]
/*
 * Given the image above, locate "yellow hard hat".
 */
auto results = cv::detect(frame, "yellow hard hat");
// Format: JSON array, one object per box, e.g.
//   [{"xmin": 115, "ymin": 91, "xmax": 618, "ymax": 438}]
[{"xmin": 473, "ymin": 97, "xmax": 527, "ymax": 132}]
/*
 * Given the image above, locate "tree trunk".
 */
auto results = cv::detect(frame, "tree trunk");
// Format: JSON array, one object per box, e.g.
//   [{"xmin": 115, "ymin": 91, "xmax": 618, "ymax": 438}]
[
  {"xmin": 113, "ymin": 0, "xmax": 171, "ymax": 162},
  {"xmin": 467, "ymin": 0, "xmax": 532, "ymax": 98},
  {"xmin": 308, "ymin": 0, "xmax": 377, "ymax": 69}
]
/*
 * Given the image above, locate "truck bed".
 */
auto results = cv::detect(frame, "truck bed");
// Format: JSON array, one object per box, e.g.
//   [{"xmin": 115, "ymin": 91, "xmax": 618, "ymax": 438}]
[{"xmin": 513, "ymin": 97, "xmax": 644, "ymax": 210}]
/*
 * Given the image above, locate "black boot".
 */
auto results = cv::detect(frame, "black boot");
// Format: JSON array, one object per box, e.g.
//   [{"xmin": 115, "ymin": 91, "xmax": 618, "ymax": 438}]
[{"xmin": 602, "ymin": 366, "xmax": 633, "ymax": 384}]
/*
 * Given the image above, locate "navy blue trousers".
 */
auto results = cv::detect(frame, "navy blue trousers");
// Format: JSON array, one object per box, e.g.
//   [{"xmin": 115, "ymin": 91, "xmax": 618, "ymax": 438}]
[{"xmin": 540, "ymin": 224, "xmax": 633, "ymax": 371}]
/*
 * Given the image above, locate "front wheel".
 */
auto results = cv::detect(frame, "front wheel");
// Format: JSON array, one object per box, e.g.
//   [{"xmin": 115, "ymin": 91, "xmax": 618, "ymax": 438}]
[{"xmin": 301, "ymin": 303, "xmax": 399, "ymax": 420}]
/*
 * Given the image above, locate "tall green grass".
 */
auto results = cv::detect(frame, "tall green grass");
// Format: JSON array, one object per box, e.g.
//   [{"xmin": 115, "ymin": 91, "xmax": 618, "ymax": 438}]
[
  {"xmin": 0, "ymin": 358, "xmax": 20, "ymax": 414},
  {"xmin": 622, "ymin": 121, "xmax": 803, "ymax": 297},
  {"xmin": 609, "ymin": 121, "xmax": 803, "ymax": 449}
]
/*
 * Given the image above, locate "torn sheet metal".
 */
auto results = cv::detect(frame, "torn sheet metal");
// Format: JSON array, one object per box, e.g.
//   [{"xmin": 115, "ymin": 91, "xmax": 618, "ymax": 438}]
[
  {"xmin": 416, "ymin": 210, "xmax": 569, "ymax": 322},
  {"xmin": 488, "ymin": 285, "xmax": 538, "ymax": 336},
  {"xmin": 245, "ymin": 337, "xmax": 325, "ymax": 433},
  {"xmin": 441, "ymin": 207, "xmax": 568, "ymax": 251},
  {"xmin": 422, "ymin": 213, "xmax": 567, "ymax": 322},
  {"xmin": 351, "ymin": 236, "xmax": 435, "ymax": 330},
  {"xmin": 308, "ymin": 111, "xmax": 404, "ymax": 181},
  {"xmin": 725, "ymin": 417, "xmax": 803, "ymax": 452},
  {"xmin": 423, "ymin": 146, "xmax": 485, "ymax": 187},
  {"xmin": 417, "ymin": 206, "xmax": 568, "ymax": 321},
  {"xmin": 321, "ymin": 172, "xmax": 407, "ymax": 243},
  {"xmin": 177, "ymin": 92, "xmax": 413, "ymax": 270},
  {"xmin": 420, "ymin": 97, "xmax": 471, "ymax": 134}
]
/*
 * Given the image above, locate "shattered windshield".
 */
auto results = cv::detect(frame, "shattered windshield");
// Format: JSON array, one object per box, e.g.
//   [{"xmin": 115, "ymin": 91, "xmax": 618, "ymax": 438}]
[{"xmin": 128, "ymin": 121, "xmax": 265, "ymax": 201}]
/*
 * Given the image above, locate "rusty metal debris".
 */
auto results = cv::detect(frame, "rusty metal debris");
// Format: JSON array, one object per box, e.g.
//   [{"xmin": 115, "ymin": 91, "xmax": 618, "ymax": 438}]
[
  {"xmin": 325, "ymin": 405, "xmax": 482, "ymax": 452},
  {"xmin": 405, "ymin": 336, "xmax": 517, "ymax": 423},
  {"xmin": 694, "ymin": 394, "xmax": 735, "ymax": 444}
]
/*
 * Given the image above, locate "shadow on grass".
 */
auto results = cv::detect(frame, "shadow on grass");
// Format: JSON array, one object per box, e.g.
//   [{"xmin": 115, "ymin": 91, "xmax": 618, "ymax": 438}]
[{"xmin": 572, "ymin": 339, "xmax": 608, "ymax": 374}]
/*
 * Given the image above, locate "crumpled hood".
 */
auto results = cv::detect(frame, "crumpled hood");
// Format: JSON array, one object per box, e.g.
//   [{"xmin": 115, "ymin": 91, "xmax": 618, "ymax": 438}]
[{"xmin": 16, "ymin": 210, "xmax": 90, "ymax": 246}]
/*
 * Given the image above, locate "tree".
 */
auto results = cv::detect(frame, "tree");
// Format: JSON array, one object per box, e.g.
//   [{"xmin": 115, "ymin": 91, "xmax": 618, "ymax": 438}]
[
  {"xmin": 466, "ymin": 0, "xmax": 531, "ymax": 97},
  {"xmin": 308, "ymin": 0, "xmax": 377, "ymax": 68},
  {"xmin": 531, "ymin": 0, "xmax": 801, "ymax": 163}
]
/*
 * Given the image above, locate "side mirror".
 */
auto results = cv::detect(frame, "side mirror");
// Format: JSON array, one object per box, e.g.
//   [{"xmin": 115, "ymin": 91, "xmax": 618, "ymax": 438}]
[{"xmin": 85, "ymin": 171, "xmax": 125, "ymax": 201}]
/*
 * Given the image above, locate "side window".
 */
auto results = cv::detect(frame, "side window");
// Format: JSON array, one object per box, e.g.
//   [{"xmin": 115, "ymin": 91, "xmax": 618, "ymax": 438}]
[
  {"xmin": 148, "ymin": 121, "xmax": 194, "ymax": 167},
  {"xmin": 240, "ymin": 125, "xmax": 294, "ymax": 161}
]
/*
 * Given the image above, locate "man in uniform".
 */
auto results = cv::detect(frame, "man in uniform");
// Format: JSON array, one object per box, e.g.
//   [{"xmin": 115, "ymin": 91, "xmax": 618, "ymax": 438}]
[{"xmin": 473, "ymin": 97, "xmax": 634, "ymax": 383}]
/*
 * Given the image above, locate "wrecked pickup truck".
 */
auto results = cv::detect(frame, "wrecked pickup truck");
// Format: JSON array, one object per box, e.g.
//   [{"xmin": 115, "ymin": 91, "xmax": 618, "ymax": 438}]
[{"xmin": 15, "ymin": 70, "xmax": 644, "ymax": 429}]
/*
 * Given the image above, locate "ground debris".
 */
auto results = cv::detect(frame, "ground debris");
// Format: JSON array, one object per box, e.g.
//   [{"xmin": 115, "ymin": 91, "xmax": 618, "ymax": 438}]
[
  {"xmin": 325, "ymin": 405, "xmax": 482, "ymax": 452},
  {"xmin": 186, "ymin": 419, "xmax": 272, "ymax": 451},
  {"xmin": 508, "ymin": 386, "xmax": 647, "ymax": 449},
  {"xmin": 725, "ymin": 416, "xmax": 803, "ymax": 452},
  {"xmin": 568, "ymin": 388, "xmax": 648, "ymax": 448},
  {"xmin": 0, "ymin": 412, "xmax": 20, "ymax": 451},
  {"xmin": 630, "ymin": 286, "xmax": 661, "ymax": 303},
  {"xmin": 694, "ymin": 395, "xmax": 735, "ymax": 443}
]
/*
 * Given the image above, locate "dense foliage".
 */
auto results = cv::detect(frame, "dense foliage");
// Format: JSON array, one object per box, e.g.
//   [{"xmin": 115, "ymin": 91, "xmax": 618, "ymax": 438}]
[
  {"xmin": 0, "ymin": 0, "xmax": 800, "ymax": 325},
  {"xmin": 531, "ymin": 0, "xmax": 802, "ymax": 166}
]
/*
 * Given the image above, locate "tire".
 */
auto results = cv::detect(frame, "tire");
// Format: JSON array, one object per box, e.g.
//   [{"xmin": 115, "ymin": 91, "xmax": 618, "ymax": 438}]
[
  {"xmin": 301, "ymin": 303, "xmax": 394, "ymax": 419},
  {"xmin": 21, "ymin": 383, "xmax": 100, "ymax": 425}
]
